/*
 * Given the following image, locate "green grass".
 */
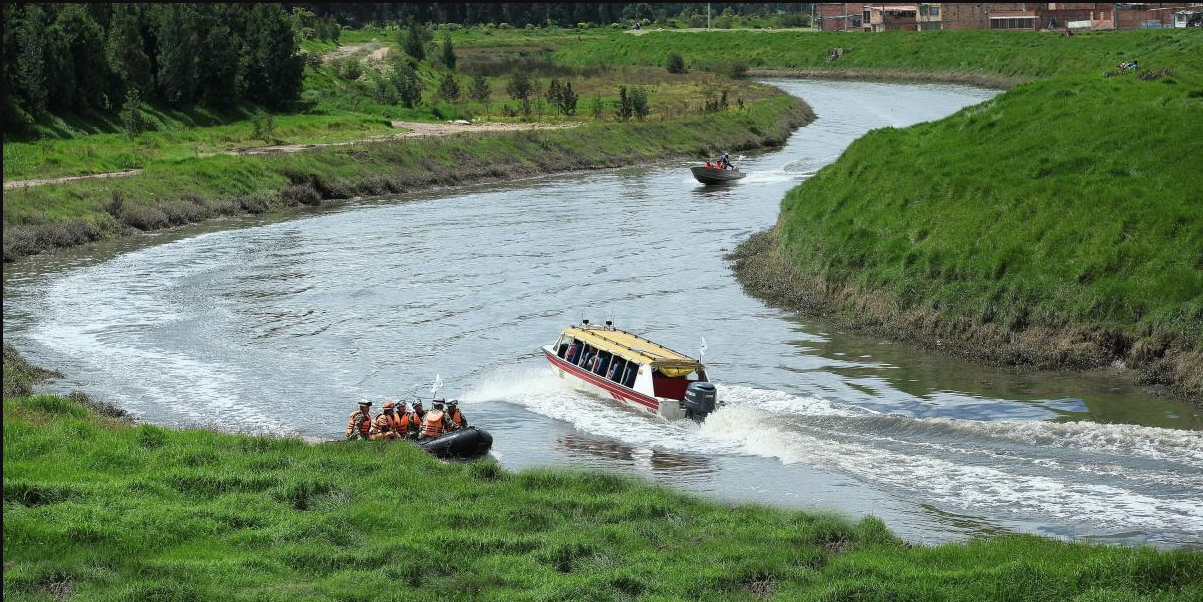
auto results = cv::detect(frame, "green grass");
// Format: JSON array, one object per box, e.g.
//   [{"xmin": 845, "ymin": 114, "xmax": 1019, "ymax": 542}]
[
  {"xmin": 3, "ymin": 90, "xmax": 810, "ymax": 261},
  {"xmin": 778, "ymin": 72, "xmax": 1203, "ymax": 349},
  {"xmin": 557, "ymin": 29, "xmax": 1203, "ymax": 81},
  {"xmin": 5, "ymin": 379, "xmax": 1201, "ymax": 600}
]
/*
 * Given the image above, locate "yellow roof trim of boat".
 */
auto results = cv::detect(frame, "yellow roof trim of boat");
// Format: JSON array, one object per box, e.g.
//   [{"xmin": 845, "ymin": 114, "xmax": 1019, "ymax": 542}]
[{"xmin": 563, "ymin": 327, "xmax": 703, "ymax": 368}]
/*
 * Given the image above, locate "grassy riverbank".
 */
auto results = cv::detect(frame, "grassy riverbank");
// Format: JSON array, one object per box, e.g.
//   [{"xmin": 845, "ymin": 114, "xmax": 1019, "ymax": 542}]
[
  {"xmin": 2, "ymin": 88, "xmax": 809, "ymax": 262},
  {"xmin": 5, "ymin": 348, "xmax": 1201, "ymax": 601},
  {"xmin": 561, "ymin": 29, "xmax": 1203, "ymax": 399}
]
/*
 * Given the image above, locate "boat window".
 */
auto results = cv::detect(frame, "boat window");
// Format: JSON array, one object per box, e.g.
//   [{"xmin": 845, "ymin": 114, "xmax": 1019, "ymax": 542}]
[
  {"xmin": 624, "ymin": 364, "xmax": 639, "ymax": 387},
  {"xmin": 609, "ymin": 358, "xmax": 626, "ymax": 383},
  {"xmin": 595, "ymin": 351, "xmax": 612, "ymax": 375},
  {"xmin": 578, "ymin": 345, "xmax": 594, "ymax": 368},
  {"xmin": 557, "ymin": 337, "xmax": 572, "ymax": 359}
]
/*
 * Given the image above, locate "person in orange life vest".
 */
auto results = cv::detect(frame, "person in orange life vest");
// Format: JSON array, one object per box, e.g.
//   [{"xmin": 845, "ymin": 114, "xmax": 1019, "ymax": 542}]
[
  {"xmin": 420, "ymin": 399, "xmax": 453, "ymax": 439},
  {"xmin": 346, "ymin": 400, "xmax": 373, "ymax": 440},
  {"xmin": 411, "ymin": 399, "xmax": 426, "ymax": 422},
  {"xmin": 370, "ymin": 400, "xmax": 404, "ymax": 440},
  {"xmin": 446, "ymin": 399, "xmax": 467, "ymax": 430}
]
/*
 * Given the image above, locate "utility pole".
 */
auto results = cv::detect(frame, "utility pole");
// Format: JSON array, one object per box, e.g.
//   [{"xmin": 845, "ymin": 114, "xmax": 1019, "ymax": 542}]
[{"xmin": 707, "ymin": 3, "xmax": 711, "ymax": 30}]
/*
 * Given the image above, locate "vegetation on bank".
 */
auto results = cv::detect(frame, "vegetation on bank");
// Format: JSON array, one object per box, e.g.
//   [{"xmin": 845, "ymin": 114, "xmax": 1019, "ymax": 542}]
[
  {"xmin": 5, "ymin": 347, "xmax": 1201, "ymax": 601},
  {"xmin": 3, "ymin": 91, "xmax": 810, "ymax": 262},
  {"xmin": 558, "ymin": 29, "xmax": 1203, "ymax": 83}
]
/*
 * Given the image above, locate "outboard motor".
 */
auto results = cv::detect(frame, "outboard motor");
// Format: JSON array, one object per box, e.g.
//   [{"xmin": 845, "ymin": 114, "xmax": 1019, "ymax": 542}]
[{"xmin": 684, "ymin": 382, "xmax": 718, "ymax": 421}]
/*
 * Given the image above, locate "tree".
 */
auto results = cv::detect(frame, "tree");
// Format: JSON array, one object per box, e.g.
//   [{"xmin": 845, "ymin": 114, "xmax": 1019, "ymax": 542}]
[
  {"xmin": 666, "ymin": 52, "xmax": 686, "ymax": 74},
  {"xmin": 437, "ymin": 72, "xmax": 461, "ymax": 102},
  {"xmin": 441, "ymin": 33, "xmax": 456, "ymax": 70},
  {"xmin": 506, "ymin": 68, "xmax": 533, "ymax": 115},
  {"xmin": 391, "ymin": 61, "xmax": 423, "ymax": 107},
  {"xmin": 549, "ymin": 80, "xmax": 577, "ymax": 116},
  {"xmin": 15, "ymin": 4, "xmax": 48, "ymax": 113},
  {"xmin": 244, "ymin": 4, "xmax": 305, "ymax": 109},
  {"xmin": 120, "ymin": 88, "xmax": 151, "ymax": 138},
  {"xmin": 469, "ymin": 74, "xmax": 490, "ymax": 104},
  {"xmin": 401, "ymin": 17, "xmax": 429, "ymax": 61},
  {"xmin": 198, "ymin": 22, "xmax": 245, "ymax": 107},
  {"xmin": 106, "ymin": 3, "xmax": 151, "ymax": 99},
  {"xmin": 630, "ymin": 87, "xmax": 649, "ymax": 121},
  {"xmin": 590, "ymin": 95, "xmax": 604, "ymax": 120},
  {"xmin": 155, "ymin": 4, "xmax": 200, "ymax": 106},
  {"xmin": 617, "ymin": 86, "xmax": 632, "ymax": 122}
]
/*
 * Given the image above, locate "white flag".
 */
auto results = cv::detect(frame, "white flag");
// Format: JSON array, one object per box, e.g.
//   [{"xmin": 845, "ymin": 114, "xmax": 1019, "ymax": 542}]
[
  {"xmin": 431, "ymin": 373, "xmax": 443, "ymax": 395},
  {"xmin": 699, "ymin": 336, "xmax": 708, "ymax": 359}
]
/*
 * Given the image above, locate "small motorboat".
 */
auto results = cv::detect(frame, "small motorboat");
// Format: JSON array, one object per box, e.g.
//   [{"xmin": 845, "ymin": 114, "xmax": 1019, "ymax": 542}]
[
  {"xmin": 543, "ymin": 320, "xmax": 720, "ymax": 421},
  {"xmin": 418, "ymin": 426, "xmax": 493, "ymax": 459},
  {"xmin": 691, "ymin": 165, "xmax": 746, "ymax": 185}
]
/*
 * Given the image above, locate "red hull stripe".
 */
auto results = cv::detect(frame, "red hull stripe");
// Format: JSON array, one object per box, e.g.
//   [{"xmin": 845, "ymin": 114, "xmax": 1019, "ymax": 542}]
[{"xmin": 544, "ymin": 349, "xmax": 661, "ymax": 411}]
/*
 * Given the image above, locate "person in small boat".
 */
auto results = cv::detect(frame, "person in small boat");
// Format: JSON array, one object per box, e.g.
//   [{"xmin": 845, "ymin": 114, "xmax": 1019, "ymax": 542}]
[
  {"xmin": 346, "ymin": 400, "xmax": 373, "ymax": 441},
  {"xmin": 446, "ymin": 399, "xmax": 467, "ymax": 430},
  {"xmin": 411, "ymin": 399, "xmax": 426, "ymax": 422},
  {"xmin": 420, "ymin": 399, "xmax": 453, "ymax": 439},
  {"xmin": 719, "ymin": 152, "xmax": 732, "ymax": 170},
  {"xmin": 370, "ymin": 400, "xmax": 402, "ymax": 440}
]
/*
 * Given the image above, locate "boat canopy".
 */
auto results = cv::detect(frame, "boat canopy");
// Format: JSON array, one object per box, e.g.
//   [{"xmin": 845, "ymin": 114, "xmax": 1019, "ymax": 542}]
[{"xmin": 562, "ymin": 326, "xmax": 703, "ymax": 376}]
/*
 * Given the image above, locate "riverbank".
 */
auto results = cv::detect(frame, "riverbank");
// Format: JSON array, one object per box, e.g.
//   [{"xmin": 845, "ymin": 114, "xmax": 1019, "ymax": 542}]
[
  {"xmin": 563, "ymin": 30, "xmax": 1203, "ymax": 401},
  {"xmin": 5, "ymin": 347, "xmax": 1200, "ymax": 600},
  {"xmin": 3, "ymin": 90, "xmax": 812, "ymax": 263}
]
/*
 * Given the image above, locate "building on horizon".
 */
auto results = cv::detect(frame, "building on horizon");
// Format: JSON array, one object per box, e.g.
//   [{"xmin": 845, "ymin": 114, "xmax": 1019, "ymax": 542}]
[{"xmin": 814, "ymin": 3, "xmax": 1201, "ymax": 31}]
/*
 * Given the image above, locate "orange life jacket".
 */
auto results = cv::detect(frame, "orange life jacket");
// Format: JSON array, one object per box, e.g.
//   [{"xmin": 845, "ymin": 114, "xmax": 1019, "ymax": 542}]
[
  {"xmin": 397, "ymin": 412, "xmax": 418, "ymax": 435},
  {"xmin": 448, "ymin": 408, "xmax": 465, "ymax": 428},
  {"xmin": 422, "ymin": 410, "xmax": 446, "ymax": 437},
  {"xmin": 347, "ymin": 410, "xmax": 372, "ymax": 438}
]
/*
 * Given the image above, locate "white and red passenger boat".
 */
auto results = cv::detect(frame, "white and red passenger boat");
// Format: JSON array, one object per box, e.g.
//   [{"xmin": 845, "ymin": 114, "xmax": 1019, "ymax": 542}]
[{"xmin": 542, "ymin": 321, "xmax": 718, "ymax": 421}]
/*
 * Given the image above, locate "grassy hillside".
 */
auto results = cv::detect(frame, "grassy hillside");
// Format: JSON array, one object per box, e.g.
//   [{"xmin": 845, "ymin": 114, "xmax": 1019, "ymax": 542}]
[
  {"xmin": 5, "ymin": 348, "xmax": 1201, "ymax": 601},
  {"xmin": 559, "ymin": 29, "xmax": 1203, "ymax": 83}
]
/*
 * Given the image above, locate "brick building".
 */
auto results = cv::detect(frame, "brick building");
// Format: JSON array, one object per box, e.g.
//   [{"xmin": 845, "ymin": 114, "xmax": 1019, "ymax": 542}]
[{"xmin": 814, "ymin": 2, "xmax": 1201, "ymax": 31}]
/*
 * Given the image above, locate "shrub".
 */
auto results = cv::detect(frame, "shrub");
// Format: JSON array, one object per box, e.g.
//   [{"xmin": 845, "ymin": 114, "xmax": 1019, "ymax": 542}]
[
  {"xmin": 120, "ymin": 90, "xmax": 153, "ymax": 139},
  {"xmin": 722, "ymin": 60, "xmax": 749, "ymax": 79},
  {"xmin": 630, "ymin": 87, "xmax": 650, "ymax": 121},
  {"xmin": 281, "ymin": 183, "xmax": 322, "ymax": 206},
  {"xmin": 590, "ymin": 95, "xmax": 604, "ymax": 120},
  {"xmin": 334, "ymin": 57, "xmax": 363, "ymax": 80},
  {"xmin": 666, "ymin": 53, "xmax": 687, "ymax": 74},
  {"xmin": 390, "ymin": 62, "xmax": 424, "ymax": 108},
  {"xmin": 437, "ymin": 72, "xmax": 461, "ymax": 103},
  {"xmin": 251, "ymin": 109, "xmax": 275, "ymax": 142}
]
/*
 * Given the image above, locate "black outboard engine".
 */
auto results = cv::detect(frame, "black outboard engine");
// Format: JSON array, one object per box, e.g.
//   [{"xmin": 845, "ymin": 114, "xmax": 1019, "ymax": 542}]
[{"xmin": 684, "ymin": 382, "xmax": 718, "ymax": 421}]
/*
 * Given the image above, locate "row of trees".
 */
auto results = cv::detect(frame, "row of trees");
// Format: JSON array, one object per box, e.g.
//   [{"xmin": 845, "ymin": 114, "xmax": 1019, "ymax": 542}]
[
  {"xmin": 287, "ymin": 3, "xmax": 815, "ymax": 28},
  {"xmin": 4, "ymin": 3, "xmax": 305, "ymax": 129}
]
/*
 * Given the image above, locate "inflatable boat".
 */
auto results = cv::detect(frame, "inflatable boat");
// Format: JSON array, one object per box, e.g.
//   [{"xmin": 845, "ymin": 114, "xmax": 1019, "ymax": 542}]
[
  {"xmin": 690, "ymin": 165, "xmax": 745, "ymax": 185},
  {"xmin": 418, "ymin": 426, "xmax": 493, "ymax": 459}
]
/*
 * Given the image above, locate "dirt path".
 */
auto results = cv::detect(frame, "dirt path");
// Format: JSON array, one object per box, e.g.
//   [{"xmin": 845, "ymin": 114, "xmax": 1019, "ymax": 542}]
[
  {"xmin": 3, "ymin": 169, "xmax": 144, "ymax": 190},
  {"xmin": 4, "ymin": 122, "xmax": 581, "ymax": 189}
]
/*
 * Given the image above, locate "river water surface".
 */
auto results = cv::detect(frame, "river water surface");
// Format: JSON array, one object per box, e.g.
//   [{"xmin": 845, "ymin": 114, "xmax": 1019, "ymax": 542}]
[{"xmin": 5, "ymin": 80, "xmax": 1201, "ymax": 547}]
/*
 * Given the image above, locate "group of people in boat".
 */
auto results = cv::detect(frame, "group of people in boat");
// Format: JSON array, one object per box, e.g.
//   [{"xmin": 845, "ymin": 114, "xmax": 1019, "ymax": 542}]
[
  {"xmin": 703, "ymin": 152, "xmax": 734, "ymax": 170},
  {"xmin": 345, "ymin": 398, "xmax": 468, "ymax": 442}
]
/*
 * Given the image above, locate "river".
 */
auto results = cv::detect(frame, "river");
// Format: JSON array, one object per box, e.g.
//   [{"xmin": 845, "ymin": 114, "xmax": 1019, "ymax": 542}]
[{"xmin": 4, "ymin": 79, "xmax": 1201, "ymax": 548}]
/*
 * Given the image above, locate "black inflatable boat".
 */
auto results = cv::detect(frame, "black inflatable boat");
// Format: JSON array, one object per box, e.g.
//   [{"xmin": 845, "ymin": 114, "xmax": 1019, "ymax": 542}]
[{"xmin": 418, "ymin": 426, "xmax": 493, "ymax": 459}]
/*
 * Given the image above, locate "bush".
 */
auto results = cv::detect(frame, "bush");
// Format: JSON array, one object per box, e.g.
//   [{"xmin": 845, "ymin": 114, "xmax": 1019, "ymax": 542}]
[
  {"xmin": 630, "ymin": 87, "xmax": 650, "ymax": 121},
  {"xmin": 251, "ymin": 109, "xmax": 275, "ymax": 142},
  {"xmin": 666, "ymin": 53, "xmax": 687, "ymax": 74},
  {"xmin": 334, "ymin": 57, "xmax": 363, "ymax": 80},
  {"xmin": 781, "ymin": 13, "xmax": 812, "ymax": 28},
  {"xmin": 437, "ymin": 72, "xmax": 461, "ymax": 102},
  {"xmin": 722, "ymin": 60, "xmax": 749, "ymax": 79},
  {"xmin": 120, "ymin": 90, "xmax": 153, "ymax": 139}
]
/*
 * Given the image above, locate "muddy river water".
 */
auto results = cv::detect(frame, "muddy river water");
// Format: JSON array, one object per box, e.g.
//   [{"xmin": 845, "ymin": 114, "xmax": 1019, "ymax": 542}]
[{"xmin": 5, "ymin": 80, "xmax": 1201, "ymax": 547}]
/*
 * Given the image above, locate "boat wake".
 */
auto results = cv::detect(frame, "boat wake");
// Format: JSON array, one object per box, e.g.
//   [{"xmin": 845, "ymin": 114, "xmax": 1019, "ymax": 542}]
[{"xmin": 465, "ymin": 367, "xmax": 1203, "ymax": 538}]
